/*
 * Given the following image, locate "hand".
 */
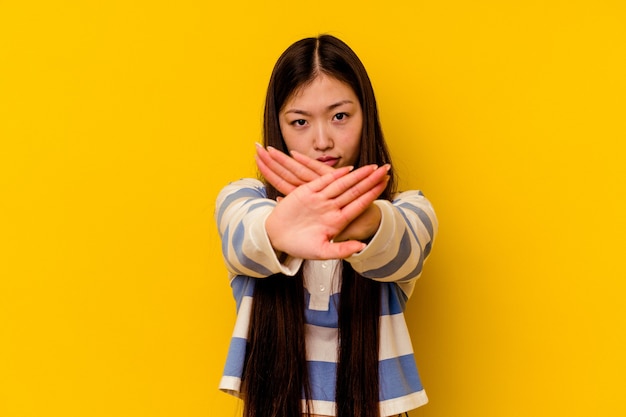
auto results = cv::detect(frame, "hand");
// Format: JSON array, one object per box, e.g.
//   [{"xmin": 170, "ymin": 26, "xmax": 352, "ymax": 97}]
[
  {"xmin": 264, "ymin": 163, "xmax": 390, "ymax": 260},
  {"xmin": 256, "ymin": 145, "xmax": 385, "ymax": 243},
  {"xmin": 255, "ymin": 143, "xmax": 334, "ymax": 195}
]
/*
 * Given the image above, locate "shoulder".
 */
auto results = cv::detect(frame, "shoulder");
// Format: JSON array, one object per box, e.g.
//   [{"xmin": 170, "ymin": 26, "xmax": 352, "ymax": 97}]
[
  {"xmin": 222, "ymin": 178, "xmax": 266, "ymax": 193},
  {"xmin": 217, "ymin": 178, "xmax": 267, "ymax": 200},
  {"xmin": 392, "ymin": 190, "xmax": 437, "ymax": 220},
  {"xmin": 215, "ymin": 178, "xmax": 271, "ymax": 222},
  {"xmin": 392, "ymin": 189, "xmax": 428, "ymax": 203}
]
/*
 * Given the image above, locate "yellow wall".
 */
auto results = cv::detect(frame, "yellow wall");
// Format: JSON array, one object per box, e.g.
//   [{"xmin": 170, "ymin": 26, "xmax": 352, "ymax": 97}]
[{"xmin": 1, "ymin": 1, "xmax": 625, "ymax": 416}]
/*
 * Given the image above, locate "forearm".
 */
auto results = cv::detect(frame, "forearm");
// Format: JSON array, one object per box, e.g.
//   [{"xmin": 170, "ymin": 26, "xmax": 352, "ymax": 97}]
[
  {"xmin": 333, "ymin": 204, "xmax": 382, "ymax": 243},
  {"xmin": 346, "ymin": 191, "xmax": 437, "ymax": 285},
  {"xmin": 216, "ymin": 179, "xmax": 303, "ymax": 277}
]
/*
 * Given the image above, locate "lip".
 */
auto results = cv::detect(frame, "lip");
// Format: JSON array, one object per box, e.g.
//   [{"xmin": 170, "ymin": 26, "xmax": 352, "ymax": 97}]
[{"xmin": 317, "ymin": 156, "xmax": 340, "ymax": 167}]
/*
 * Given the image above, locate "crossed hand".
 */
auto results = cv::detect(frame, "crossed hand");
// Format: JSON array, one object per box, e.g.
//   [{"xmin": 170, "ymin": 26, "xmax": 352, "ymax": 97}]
[{"xmin": 256, "ymin": 144, "xmax": 390, "ymax": 260}]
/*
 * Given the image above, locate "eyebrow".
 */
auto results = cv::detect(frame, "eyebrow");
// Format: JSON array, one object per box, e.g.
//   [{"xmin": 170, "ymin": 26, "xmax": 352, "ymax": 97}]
[{"xmin": 283, "ymin": 100, "xmax": 354, "ymax": 116}]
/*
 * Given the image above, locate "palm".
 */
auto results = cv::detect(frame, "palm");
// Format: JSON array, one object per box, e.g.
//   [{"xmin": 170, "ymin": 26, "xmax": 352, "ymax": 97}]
[
  {"xmin": 257, "ymin": 146, "xmax": 386, "ymax": 249},
  {"xmin": 264, "ymin": 164, "xmax": 389, "ymax": 260}
]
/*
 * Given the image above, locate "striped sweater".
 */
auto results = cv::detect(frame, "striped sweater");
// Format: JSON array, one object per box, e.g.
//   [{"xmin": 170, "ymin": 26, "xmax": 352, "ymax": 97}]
[{"xmin": 215, "ymin": 178, "xmax": 438, "ymax": 416}]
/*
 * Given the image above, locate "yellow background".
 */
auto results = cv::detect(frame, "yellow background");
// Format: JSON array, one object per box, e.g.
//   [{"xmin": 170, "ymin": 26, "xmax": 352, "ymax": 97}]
[{"xmin": 1, "ymin": 1, "xmax": 625, "ymax": 416}]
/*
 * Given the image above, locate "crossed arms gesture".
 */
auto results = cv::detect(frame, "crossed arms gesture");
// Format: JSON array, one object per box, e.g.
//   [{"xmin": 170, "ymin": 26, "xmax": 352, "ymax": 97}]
[{"xmin": 255, "ymin": 145, "xmax": 390, "ymax": 260}]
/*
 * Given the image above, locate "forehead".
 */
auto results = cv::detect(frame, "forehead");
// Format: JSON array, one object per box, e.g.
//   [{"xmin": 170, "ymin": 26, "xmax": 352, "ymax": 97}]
[{"xmin": 284, "ymin": 75, "xmax": 358, "ymax": 108}]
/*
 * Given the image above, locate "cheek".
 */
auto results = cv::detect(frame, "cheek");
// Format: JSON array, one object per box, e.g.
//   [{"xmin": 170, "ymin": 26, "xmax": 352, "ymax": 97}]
[
  {"xmin": 280, "ymin": 132, "xmax": 295, "ymax": 150},
  {"xmin": 347, "ymin": 125, "xmax": 363, "ymax": 155},
  {"xmin": 350, "ymin": 114, "xmax": 363, "ymax": 148},
  {"xmin": 280, "ymin": 132, "xmax": 306, "ymax": 155},
  {"xmin": 278, "ymin": 123, "xmax": 295, "ymax": 149},
  {"xmin": 278, "ymin": 122, "xmax": 288, "ymax": 142},
  {"xmin": 341, "ymin": 135, "xmax": 361, "ymax": 166}
]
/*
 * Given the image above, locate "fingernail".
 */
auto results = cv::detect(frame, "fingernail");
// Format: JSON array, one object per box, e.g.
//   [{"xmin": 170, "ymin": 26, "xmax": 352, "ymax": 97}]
[
  {"xmin": 347, "ymin": 165, "xmax": 354, "ymax": 171},
  {"xmin": 384, "ymin": 164, "xmax": 391, "ymax": 171},
  {"xmin": 267, "ymin": 145, "xmax": 276, "ymax": 151},
  {"xmin": 255, "ymin": 142, "xmax": 263, "ymax": 149}
]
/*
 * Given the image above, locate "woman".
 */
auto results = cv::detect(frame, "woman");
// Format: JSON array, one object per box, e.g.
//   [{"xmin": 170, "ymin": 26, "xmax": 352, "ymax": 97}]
[{"xmin": 216, "ymin": 35, "xmax": 437, "ymax": 417}]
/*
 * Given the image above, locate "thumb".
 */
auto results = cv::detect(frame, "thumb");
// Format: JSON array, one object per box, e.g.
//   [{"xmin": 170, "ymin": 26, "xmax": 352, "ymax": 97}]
[{"xmin": 326, "ymin": 240, "xmax": 367, "ymax": 259}]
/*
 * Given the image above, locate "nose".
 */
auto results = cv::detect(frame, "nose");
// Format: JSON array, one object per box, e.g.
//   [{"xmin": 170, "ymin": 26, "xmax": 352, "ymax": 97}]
[{"xmin": 313, "ymin": 124, "xmax": 333, "ymax": 151}]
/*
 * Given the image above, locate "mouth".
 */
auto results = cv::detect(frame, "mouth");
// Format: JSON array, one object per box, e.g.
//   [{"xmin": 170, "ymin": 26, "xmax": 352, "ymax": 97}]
[{"xmin": 317, "ymin": 156, "xmax": 340, "ymax": 167}]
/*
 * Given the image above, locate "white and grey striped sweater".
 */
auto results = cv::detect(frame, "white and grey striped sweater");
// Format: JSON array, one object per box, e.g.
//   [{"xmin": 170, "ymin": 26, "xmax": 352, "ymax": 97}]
[{"xmin": 215, "ymin": 178, "xmax": 437, "ymax": 416}]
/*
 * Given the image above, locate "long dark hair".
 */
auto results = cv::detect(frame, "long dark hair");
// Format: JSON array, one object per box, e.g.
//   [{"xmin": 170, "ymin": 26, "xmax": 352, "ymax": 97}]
[{"xmin": 242, "ymin": 35, "xmax": 397, "ymax": 417}]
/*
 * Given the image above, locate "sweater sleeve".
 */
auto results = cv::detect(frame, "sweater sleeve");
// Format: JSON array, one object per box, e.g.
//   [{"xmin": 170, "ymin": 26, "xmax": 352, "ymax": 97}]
[
  {"xmin": 346, "ymin": 190, "xmax": 438, "ymax": 298},
  {"xmin": 215, "ymin": 178, "xmax": 304, "ymax": 278}
]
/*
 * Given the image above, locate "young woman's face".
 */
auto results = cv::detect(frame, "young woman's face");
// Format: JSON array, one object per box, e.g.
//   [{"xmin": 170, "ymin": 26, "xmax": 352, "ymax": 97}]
[{"xmin": 279, "ymin": 75, "xmax": 362, "ymax": 168}]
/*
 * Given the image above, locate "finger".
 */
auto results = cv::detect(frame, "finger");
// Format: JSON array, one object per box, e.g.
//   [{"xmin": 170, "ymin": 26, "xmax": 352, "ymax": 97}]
[
  {"xmin": 319, "ymin": 164, "xmax": 383, "ymax": 200},
  {"xmin": 266, "ymin": 146, "xmax": 321, "ymax": 183},
  {"xmin": 319, "ymin": 240, "xmax": 367, "ymax": 260},
  {"xmin": 332, "ymin": 165, "xmax": 391, "ymax": 208},
  {"xmin": 304, "ymin": 165, "xmax": 355, "ymax": 193},
  {"xmin": 255, "ymin": 154, "xmax": 297, "ymax": 195},
  {"xmin": 256, "ymin": 144, "xmax": 304, "ymax": 191},
  {"xmin": 290, "ymin": 150, "xmax": 335, "ymax": 177},
  {"xmin": 339, "ymin": 176, "xmax": 389, "ymax": 222}
]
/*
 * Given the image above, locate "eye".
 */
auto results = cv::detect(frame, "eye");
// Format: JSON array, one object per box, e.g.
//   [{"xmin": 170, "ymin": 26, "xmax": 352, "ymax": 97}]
[
  {"xmin": 333, "ymin": 112, "xmax": 348, "ymax": 121},
  {"xmin": 291, "ymin": 119, "xmax": 307, "ymax": 127}
]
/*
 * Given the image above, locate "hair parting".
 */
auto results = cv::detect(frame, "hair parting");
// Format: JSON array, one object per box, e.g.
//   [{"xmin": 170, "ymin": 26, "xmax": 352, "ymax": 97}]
[{"xmin": 243, "ymin": 34, "xmax": 397, "ymax": 417}]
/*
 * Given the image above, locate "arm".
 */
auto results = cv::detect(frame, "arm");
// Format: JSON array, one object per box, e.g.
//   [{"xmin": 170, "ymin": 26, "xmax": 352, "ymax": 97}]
[
  {"xmin": 264, "ymin": 164, "xmax": 390, "ymax": 260},
  {"xmin": 215, "ymin": 165, "xmax": 388, "ymax": 277},
  {"xmin": 253, "ymin": 144, "xmax": 437, "ymax": 291},
  {"xmin": 215, "ymin": 178, "xmax": 304, "ymax": 278},
  {"xmin": 256, "ymin": 145, "xmax": 385, "ymax": 243},
  {"xmin": 346, "ymin": 190, "xmax": 438, "ymax": 298}
]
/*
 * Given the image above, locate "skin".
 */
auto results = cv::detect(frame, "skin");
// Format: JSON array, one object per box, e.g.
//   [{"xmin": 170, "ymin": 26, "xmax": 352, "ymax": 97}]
[
  {"xmin": 279, "ymin": 75, "xmax": 362, "ymax": 169},
  {"xmin": 263, "ymin": 161, "xmax": 389, "ymax": 260},
  {"xmin": 259, "ymin": 75, "xmax": 389, "ymax": 259}
]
